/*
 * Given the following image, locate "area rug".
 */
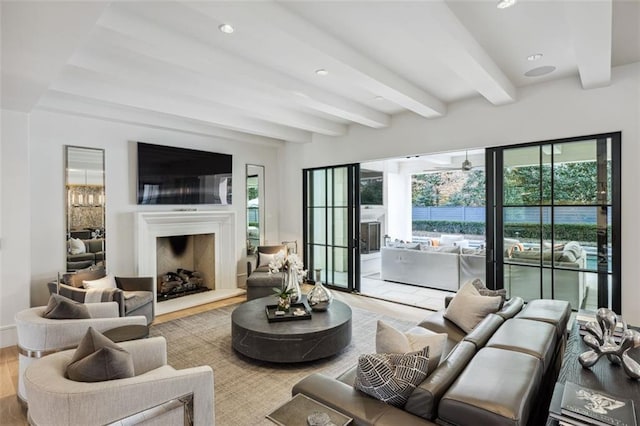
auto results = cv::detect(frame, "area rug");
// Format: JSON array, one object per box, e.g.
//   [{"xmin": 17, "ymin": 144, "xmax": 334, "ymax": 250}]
[{"xmin": 150, "ymin": 303, "xmax": 415, "ymax": 426}]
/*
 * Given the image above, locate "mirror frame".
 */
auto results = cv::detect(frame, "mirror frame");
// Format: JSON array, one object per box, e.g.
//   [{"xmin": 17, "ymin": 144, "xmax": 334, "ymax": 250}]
[
  {"xmin": 246, "ymin": 164, "xmax": 265, "ymax": 254},
  {"xmin": 65, "ymin": 145, "xmax": 106, "ymax": 271}
]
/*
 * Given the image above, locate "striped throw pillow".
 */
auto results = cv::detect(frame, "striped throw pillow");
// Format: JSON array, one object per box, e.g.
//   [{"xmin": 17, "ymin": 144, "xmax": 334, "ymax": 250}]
[{"xmin": 354, "ymin": 346, "xmax": 430, "ymax": 407}]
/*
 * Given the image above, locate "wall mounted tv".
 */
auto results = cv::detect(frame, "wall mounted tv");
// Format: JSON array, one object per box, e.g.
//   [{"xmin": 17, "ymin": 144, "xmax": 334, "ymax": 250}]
[{"xmin": 137, "ymin": 142, "xmax": 232, "ymax": 205}]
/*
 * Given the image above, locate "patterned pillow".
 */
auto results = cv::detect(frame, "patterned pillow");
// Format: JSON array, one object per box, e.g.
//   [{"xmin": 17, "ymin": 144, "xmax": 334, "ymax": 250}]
[
  {"xmin": 66, "ymin": 327, "xmax": 134, "ymax": 382},
  {"xmin": 354, "ymin": 346, "xmax": 430, "ymax": 407},
  {"xmin": 43, "ymin": 294, "xmax": 91, "ymax": 319}
]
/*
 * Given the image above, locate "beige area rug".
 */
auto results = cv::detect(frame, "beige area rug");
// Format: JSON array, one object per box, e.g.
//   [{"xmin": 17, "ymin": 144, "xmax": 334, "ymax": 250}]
[{"xmin": 150, "ymin": 303, "xmax": 414, "ymax": 426}]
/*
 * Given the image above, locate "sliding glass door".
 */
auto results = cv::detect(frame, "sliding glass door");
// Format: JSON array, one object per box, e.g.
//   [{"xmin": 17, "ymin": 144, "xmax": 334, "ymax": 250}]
[
  {"xmin": 486, "ymin": 132, "xmax": 621, "ymax": 312},
  {"xmin": 303, "ymin": 164, "xmax": 360, "ymax": 292}
]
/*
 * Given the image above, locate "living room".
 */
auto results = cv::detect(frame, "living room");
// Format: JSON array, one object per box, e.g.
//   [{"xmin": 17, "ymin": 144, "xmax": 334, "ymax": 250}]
[{"xmin": 2, "ymin": 1, "xmax": 640, "ymax": 425}]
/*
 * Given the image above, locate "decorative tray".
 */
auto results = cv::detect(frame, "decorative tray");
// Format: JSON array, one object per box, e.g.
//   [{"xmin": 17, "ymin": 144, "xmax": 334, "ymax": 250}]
[{"xmin": 265, "ymin": 303, "xmax": 312, "ymax": 323}]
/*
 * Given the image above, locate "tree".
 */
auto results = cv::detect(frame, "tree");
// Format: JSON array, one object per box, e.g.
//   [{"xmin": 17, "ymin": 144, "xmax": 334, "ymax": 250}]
[{"xmin": 447, "ymin": 170, "xmax": 485, "ymax": 206}]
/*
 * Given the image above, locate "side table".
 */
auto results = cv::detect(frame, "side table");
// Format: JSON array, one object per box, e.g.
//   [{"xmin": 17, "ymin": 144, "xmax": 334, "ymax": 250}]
[
  {"xmin": 103, "ymin": 324, "xmax": 149, "ymax": 343},
  {"xmin": 547, "ymin": 322, "xmax": 640, "ymax": 424},
  {"xmin": 267, "ymin": 393, "xmax": 352, "ymax": 426}
]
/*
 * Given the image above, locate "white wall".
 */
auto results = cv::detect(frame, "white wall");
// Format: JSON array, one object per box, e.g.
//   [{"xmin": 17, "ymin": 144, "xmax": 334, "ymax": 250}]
[
  {"xmin": 0, "ymin": 110, "xmax": 31, "ymax": 347},
  {"xmin": 0, "ymin": 110, "xmax": 282, "ymax": 347},
  {"xmin": 282, "ymin": 62, "xmax": 640, "ymax": 325}
]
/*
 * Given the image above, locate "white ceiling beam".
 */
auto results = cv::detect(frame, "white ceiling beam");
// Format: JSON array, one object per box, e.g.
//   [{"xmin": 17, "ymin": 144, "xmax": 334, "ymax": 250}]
[
  {"xmin": 51, "ymin": 67, "xmax": 312, "ymax": 143},
  {"xmin": 564, "ymin": 0, "xmax": 612, "ymax": 89},
  {"xmin": 398, "ymin": 1, "xmax": 516, "ymax": 105},
  {"xmin": 0, "ymin": 1, "xmax": 109, "ymax": 112},
  {"xmin": 69, "ymin": 42, "xmax": 347, "ymax": 136},
  {"xmin": 184, "ymin": 1, "xmax": 446, "ymax": 118},
  {"xmin": 96, "ymin": 5, "xmax": 389, "ymax": 129},
  {"xmin": 37, "ymin": 91, "xmax": 283, "ymax": 147}
]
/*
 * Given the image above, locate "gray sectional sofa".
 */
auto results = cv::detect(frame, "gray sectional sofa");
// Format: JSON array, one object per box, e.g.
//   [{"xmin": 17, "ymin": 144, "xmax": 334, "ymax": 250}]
[
  {"xmin": 293, "ymin": 298, "xmax": 570, "ymax": 426},
  {"xmin": 505, "ymin": 241, "xmax": 587, "ymax": 310},
  {"xmin": 380, "ymin": 246, "xmax": 486, "ymax": 292}
]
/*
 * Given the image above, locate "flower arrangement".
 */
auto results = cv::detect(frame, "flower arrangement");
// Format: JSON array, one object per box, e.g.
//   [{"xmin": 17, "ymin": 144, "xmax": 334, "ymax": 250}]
[
  {"xmin": 269, "ymin": 252, "xmax": 307, "ymax": 307},
  {"xmin": 268, "ymin": 251, "xmax": 305, "ymax": 276}
]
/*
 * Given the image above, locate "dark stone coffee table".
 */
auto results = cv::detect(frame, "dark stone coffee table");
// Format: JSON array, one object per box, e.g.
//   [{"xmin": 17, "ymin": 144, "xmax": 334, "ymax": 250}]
[{"xmin": 231, "ymin": 296, "xmax": 352, "ymax": 363}]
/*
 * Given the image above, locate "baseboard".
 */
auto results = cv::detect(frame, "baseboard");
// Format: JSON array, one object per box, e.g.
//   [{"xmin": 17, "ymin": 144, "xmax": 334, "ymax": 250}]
[{"xmin": 0, "ymin": 323, "xmax": 17, "ymax": 348}]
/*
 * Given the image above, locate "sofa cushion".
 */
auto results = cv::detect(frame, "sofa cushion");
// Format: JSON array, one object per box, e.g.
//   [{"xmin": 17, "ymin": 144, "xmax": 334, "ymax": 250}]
[
  {"xmin": 63, "ymin": 265, "xmax": 106, "ymax": 288},
  {"xmin": 68, "ymin": 237, "xmax": 86, "ymax": 255},
  {"xmin": 470, "ymin": 278, "xmax": 507, "ymax": 302},
  {"xmin": 83, "ymin": 274, "xmax": 117, "ymax": 290},
  {"xmin": 440, "ymin": 234, "xmax": 464, "ymax": 246},
  {"xmin": 486, "ymin": 318, "xmax": 556, "ymax": 372},
  {"xmin": 515, "ymin": 299, "xmax": 571, "ymax": 339},
  {"xmin": 404, "ymin": 340, "xmax": 476, "ymax": 421},
  {"xmin": 376, "ymin": 320, "xmax": 446, "ymax": 373},
  {"xmin": 256, "ymin": 245, "xmax": 287, "ymax": 269},
  {"xmin": 66, "ymin": 327, "xmax": 134, "ymax": 382},
  {"xmin": 354, "ymin": 346, "xmax": 430, "ymax": 407},
  {"xmin": 444, "ymin": 282, "xmax": 502, "ymax": 333},
  {"xmin": 417, "ymin": 310, "xmax": 466, "ymax": 354},
  {"xmin": 123, "ymin": 291, "xmax": 154, "ymax": 313},
  {"xmin": 438, "ymin": 347, "xmax": 543, "ymax": 426},
  {"xmin": 43, "ymin": 294, "xmax": 91, "ymax": 319}
]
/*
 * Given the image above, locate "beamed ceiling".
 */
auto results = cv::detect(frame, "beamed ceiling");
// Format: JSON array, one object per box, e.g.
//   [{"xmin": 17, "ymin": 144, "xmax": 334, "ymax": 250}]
[{"xmin": 2, "ymin": 1, "xmax": 639, "ymax": 145}]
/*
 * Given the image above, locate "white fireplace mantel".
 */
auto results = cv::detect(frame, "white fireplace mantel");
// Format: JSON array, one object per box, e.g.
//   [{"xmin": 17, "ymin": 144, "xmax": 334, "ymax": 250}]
[{"xmin": 135, "ymin": 210, "xmax": 240, "ymax": 314}]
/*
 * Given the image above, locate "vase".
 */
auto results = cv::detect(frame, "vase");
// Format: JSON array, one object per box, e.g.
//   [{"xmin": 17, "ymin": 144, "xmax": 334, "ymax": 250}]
[
  {"xmin": 308, "ymin": 273, "xmax": 333, "ymax": 311},
  {"xmin": 284, "ymin": 270, "xmax": 302, "ymax": 303}
]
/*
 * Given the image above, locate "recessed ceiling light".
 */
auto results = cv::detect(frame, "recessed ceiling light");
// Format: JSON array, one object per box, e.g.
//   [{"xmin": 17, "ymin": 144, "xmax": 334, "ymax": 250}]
[
  {"xmin": 497, "ymin": 0, "xmax": 516, "ymax": 9},
  {"xmin": 527, "ymin": 53, "xmax": 543, "ymax": 61},
  {"xmin": 315, "ymin": 69, "xmax": 328, "ymax": 76},
  {"xmin": 218, "ymin": 24, "xmax": 234, "ymax": 34},
  {"xmin": 524, "ymin": 65, "xmax": 556, "ymax": 77}
]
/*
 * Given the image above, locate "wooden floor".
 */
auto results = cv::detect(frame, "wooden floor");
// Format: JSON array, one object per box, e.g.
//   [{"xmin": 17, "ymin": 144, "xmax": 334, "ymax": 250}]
[{"xmin": 0, "ymin": 291, "xmax": 429, "ymax": 425}]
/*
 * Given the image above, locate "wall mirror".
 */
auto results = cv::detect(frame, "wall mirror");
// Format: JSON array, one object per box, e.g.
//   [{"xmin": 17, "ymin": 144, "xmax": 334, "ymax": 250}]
[
  {"xmin": 65, "ymin": 146, "xmax": 106, "ymax": 272},
  {"xmin": 246, "ymin": 164, "xmax": 265, "ymax": 254}
]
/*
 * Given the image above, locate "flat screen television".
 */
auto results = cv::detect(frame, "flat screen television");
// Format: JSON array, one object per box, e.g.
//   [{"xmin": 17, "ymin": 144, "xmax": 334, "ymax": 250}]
[{"xmin": 137, "ymin": 142, "xmax": 232, "ymax": 205}]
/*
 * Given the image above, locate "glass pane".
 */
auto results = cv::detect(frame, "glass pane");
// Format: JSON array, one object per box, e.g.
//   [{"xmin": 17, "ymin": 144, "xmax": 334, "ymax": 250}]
[
  {"xmin": 310, "ymin": 207, "xmax": 326, "ymax": 245},
  {"xmin": 554, "ymin": 268, "xmax": 590, "ymax": 311},
  {"xmin": 312, "ymin": 169, "xmax": 326, "ymax": 207},
  {"xmin": 541, "ymin": 145, "xmax": 552, "ymax": 205},
  {"xmin": 504, "ymin": 207, "xmax": 540, "ymax": 262},
  {"xmin": 505, "ymin": 264, "xmax": 541, "ymax": 302},
  {"xmin": 333, "ymin": 207, "xmax": 348, "ymax": 247},
  {"xmin": 332, "ymin": 247, "xmax": 348, "ymax": 288},
  {"xmin": 553, "ymin": 206, "xmax": 603, "ymax": 271},
  {"xmin": 553, "ymin": 140, "xmax": 598, "ymax": 205},
  {"xmin": 541, "ymin": 268, "xmax": 552, "ymax": 301},
  {"xmin": 312, "ymin": 245, "xmax": 326, "ymax": 280},
  {"xmin": 333, "ymin": 167, "xmax": 348, "ymax": 207},
  {"xmin": 503, "ymin": 146, "xmax": 541, "ymax": 205}
]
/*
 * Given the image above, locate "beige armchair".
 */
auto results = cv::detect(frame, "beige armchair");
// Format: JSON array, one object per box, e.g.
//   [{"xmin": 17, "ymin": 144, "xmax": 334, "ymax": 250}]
[
  {"xmin": 15, "ymin": 302, "xmax": 147, "ymax": 404},
  {"xmin": 25, "ymin": 337, "xmax": 214, "ymax": 426}
]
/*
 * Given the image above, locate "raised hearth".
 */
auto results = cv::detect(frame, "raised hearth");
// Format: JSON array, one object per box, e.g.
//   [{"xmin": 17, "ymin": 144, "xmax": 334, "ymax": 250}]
[{"xmin": 135, "ymin": 211, "xmax": 244, "ymax": 314}]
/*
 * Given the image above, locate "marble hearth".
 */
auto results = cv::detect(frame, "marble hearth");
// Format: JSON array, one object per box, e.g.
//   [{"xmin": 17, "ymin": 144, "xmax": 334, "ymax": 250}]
[{"xmin": 135, "ymin": 211, "xmax": 245, "ymax": 315}]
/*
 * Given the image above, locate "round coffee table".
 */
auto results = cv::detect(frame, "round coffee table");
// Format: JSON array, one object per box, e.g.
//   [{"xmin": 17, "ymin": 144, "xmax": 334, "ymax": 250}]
[{"xmin": 231, "ymin": 296, "xmax": 352, "ymax": 363}]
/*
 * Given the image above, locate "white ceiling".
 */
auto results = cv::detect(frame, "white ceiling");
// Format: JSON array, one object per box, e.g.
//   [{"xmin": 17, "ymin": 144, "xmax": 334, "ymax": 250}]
[{"xmin": 2, "ymin": 1, "xmax": 639, "ymax": 145}]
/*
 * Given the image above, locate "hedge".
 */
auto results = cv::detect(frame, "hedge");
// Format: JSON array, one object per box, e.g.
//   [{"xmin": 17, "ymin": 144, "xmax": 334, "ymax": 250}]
[{"xmin": 412, "ymin": 220, "xmax": 610, "ymax": 242}]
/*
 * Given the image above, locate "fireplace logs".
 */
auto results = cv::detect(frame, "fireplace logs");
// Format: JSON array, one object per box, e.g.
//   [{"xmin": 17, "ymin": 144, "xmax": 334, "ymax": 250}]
[{"xmin": 158, "ymin": 268, "xmax": 209, "ymax": 301}]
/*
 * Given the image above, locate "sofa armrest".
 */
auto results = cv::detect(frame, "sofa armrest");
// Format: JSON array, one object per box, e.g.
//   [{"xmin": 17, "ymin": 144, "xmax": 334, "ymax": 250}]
[
  {"xmin": 24, "ymin": 347, "xmax": 214, "ymax": 426},
  {"xmin": 293, "ymin": 373, "xmax": 435, "ymax": 426},
  {"xmin": 119, "ymin": 337, "xmax": 168, "ymax": 373},
  {"xmin": 115, "ymin": 276, "xmax": 154, "ymax": 293}
]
